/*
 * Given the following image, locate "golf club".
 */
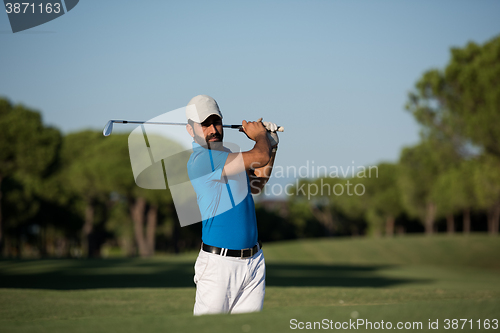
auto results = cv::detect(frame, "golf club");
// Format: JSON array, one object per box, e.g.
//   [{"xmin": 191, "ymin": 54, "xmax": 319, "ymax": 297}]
[{"xmin": 103, "ymin": 120, "xmax": 284, "ymax": 136}]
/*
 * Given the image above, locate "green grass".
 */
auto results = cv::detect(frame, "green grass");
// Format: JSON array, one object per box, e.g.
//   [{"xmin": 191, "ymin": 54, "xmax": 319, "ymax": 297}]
[{"xmin": 1, "ymin": 234, "xmax": 499, "ymax": 332}]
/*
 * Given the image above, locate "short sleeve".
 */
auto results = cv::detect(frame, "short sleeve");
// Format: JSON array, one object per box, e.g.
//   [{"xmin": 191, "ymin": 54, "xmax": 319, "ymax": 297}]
[{"xmin": 187, "ymin": 148, "xmax": 229, "ymax": 182}]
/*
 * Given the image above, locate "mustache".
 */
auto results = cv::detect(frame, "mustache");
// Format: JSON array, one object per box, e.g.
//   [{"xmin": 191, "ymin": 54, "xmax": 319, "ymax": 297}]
[{"xmin": 206, "ymin": 133, "xmax": 221, "ymax": 141}]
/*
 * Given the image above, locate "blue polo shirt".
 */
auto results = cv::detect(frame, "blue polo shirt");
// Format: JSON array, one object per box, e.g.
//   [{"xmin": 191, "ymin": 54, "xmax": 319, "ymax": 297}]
[{"xmin": 187, "ymin": 142, "xmax": 258, "ymax": 250}]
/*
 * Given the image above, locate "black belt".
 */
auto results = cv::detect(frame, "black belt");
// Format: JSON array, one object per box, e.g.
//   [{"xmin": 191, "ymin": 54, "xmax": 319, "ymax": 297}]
[{"xmin": 202, "ymin": 241, "xmax": 262, "ymax": 258}]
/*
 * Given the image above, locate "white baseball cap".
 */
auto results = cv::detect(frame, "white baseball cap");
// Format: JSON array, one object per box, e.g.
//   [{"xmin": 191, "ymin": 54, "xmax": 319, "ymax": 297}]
[{"xmin": 186, "ymin": 95, "xmax": 223, "ymax": 123}]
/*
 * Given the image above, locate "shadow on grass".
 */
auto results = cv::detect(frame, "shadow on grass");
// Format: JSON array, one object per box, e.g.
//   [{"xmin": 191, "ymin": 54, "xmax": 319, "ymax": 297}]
[{"xmin": 0, "ymin": 259, "xmax": 428, "ymax": 290}]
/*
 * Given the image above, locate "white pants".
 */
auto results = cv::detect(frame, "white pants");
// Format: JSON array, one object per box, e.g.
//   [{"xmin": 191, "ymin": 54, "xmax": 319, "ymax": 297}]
[{"xmin": 193, "ymin": 248, "xmax": 266, "ymax": 315}]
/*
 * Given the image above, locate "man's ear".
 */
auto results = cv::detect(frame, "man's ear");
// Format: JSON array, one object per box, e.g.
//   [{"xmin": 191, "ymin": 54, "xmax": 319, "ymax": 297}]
[{"xmin": 186, "ymin": 124, "xmax": 194, "ymax": 138}]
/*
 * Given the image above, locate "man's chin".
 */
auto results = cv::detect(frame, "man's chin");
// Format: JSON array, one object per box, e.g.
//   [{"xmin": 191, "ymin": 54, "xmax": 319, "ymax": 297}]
[{"xmin": 207, "ymin": 141, "xmax": 223, "ymax": 150}]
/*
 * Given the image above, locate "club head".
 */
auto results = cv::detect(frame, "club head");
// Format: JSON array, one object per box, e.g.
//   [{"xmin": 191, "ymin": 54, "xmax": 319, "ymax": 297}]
[{"xmin": 103, "ymin": 120, "xmax": 114, "ymax": 136}]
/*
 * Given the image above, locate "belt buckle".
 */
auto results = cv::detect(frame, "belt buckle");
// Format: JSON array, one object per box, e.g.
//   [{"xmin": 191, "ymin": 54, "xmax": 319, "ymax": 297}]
[{"xmin": 241, "ymin": 247, "xmax": 251, "ymax": 259}]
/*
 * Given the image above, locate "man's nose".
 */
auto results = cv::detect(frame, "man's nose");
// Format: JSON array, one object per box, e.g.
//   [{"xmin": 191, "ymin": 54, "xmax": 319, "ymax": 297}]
[{"xmin": 207, "ymin": 123, "xmax": 218, "ymax": 133}]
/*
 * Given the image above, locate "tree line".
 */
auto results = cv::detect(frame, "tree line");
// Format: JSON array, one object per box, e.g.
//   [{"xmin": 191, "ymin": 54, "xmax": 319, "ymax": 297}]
[
  {"xmin": 0, "ymin": 35, "xmax": 498, "ymax": 258},
  {"xmin": 285, "ymin": 34, "xmax": 500, "ymax": 237},
  {"xmin": 0, "ymin": 105, "xmax": 200, "ymax": 258}
]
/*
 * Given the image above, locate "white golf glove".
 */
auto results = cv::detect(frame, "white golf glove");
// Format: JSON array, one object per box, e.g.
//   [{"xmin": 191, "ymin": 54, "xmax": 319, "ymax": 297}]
[
  {"xmin": 263, "ymin": 121, "xmax": 278, "ymax": 133},
  {"xmin": 262, "ymin": 120, "xmax": 279, "ymax": 148}
]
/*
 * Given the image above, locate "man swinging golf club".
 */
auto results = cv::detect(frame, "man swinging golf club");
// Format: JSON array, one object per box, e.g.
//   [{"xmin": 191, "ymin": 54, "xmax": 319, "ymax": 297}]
[{"xmin": 185, "ymin": 95, "xmax": 279, "ymax": 315}]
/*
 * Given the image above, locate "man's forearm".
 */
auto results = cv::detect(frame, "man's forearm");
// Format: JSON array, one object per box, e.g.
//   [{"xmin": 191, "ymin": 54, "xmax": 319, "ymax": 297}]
[
  {"xmin": 247, "ymin": 134, "xmax": 272, "ymax": 170},
  {"xmin": 249, "ymin": 149, "xmax": 277, "ymax": 194},
  {"xmin": 253, "ymin": 149, "xmax": 276, "ymax": 179}
]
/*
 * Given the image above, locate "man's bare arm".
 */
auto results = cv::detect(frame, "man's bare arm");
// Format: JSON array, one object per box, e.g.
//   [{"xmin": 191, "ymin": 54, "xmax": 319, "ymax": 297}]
[{"xmin": 248, "ymin": 149, "xmax": 277, "ymax": 194}]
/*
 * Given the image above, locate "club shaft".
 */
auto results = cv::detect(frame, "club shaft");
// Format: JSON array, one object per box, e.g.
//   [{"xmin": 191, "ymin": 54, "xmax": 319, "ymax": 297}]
[
  {"xmin": 103, "ymin": 119, "xmax": 284, "ymax": 136},
  {"xmin": 112, "ymin": 120, "xmax": 241, "ymax": 129}
]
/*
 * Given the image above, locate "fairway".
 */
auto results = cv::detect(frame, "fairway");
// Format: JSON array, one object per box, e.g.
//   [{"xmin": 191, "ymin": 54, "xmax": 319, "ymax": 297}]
[{"xmin": 1, "ymin": 235, "xmax": 499, "ymax": 333}]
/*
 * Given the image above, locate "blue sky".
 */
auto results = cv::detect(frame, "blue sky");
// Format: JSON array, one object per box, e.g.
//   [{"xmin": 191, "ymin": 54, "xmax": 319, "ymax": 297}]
[{"xmin": 1, "ymin": 0, "xmax": 500, "ymax": 184}]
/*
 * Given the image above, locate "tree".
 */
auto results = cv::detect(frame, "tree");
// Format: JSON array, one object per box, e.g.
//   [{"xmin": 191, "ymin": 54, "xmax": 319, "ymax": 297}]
[
  {"xmin": 61, "ymin": 130, "xmax": 168, "ymax": 257},
  {"xmin": 333, "ymin": 176, "xmax": 371, "ymax": 236},
  {"xmin": 444, "ymin": 36, "xmax": 500, "ymax": 159},
  {"xmin": 98, "ymin": 132, "xmax": 184, "ymax": 256},
  {"xmin": 406, "ymin": 35, "xmax": 500, "ymax": 233},
  {"xmin": 406, "ymin": 35, "xmax": 500, "ymax": 159},
  {"xmin": 473, "ymin": 155, "xmax": 500, "ymax": 234},
  {"xmin": 0, "ymin": 98, "xmax": 61, "ymax": 255},
  {"xmin": 59, "ymin": 131, "xmax": 110, "ymax": 257},
  {"xmin": 288, "ymin": 178, "xmax": 340, "ymax": 236},
  {"xmin": 285, "ymin": 194, "xmax": 322, "ymax": 239},
  {"xmin": 289, "ymin": 176, "xmax": 372, "ymax": 237},
  {"xmin": 364, "ymin": 163, "xmax": 404, "ymax": 237},
  {"xmin": 398, "ymin": 141, "xmax": 458, "ymax": 234},
  {"xmin": 431, "ymin": 160, "xmax": 478, "ymax": 234}
]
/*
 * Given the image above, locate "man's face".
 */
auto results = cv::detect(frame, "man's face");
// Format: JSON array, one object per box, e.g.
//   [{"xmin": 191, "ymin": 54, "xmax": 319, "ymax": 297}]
[{"xmin": 189, "ymin": 115, "xmax": 223, "ymax": 146}]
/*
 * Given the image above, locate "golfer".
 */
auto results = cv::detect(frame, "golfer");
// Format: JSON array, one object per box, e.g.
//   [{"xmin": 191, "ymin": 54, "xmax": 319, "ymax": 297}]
[{"xmin": 185, "ymin": 95, "xmax": 279, "ymax": 315}]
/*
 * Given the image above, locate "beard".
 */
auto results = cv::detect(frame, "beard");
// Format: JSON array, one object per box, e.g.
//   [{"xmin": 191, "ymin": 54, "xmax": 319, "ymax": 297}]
[{"xmin": 193, "ymin": 131, "xmax": 223, "ymax": 149}]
